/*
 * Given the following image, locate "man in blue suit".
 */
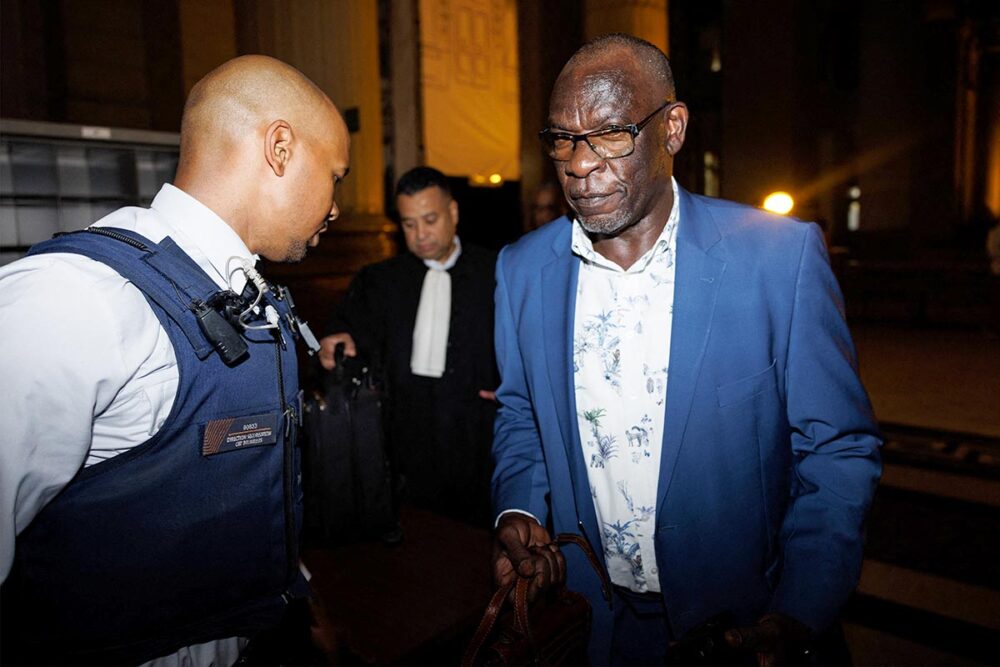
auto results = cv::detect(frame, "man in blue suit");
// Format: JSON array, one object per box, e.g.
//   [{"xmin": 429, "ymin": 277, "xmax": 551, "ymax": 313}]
[{"xmin": 491, "ymin": 34, "xmax": 882, "ymax": 665}]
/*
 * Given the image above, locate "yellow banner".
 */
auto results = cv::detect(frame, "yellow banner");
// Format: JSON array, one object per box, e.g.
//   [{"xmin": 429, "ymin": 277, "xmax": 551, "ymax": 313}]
[{"xmin": 420, "ymin": 0, "xmax": 520, "ymax": 181}]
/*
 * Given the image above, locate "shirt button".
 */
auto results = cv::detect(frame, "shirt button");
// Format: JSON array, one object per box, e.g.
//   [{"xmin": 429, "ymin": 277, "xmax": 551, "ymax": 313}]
[{"xmin": 650, "ymin": 567, "xmax": 658, "ymax": 575}]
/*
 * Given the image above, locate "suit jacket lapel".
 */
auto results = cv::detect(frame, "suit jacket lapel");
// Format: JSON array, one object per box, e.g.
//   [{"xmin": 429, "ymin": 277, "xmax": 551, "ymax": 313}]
[
  {"xmin": 657, "ymin": 188, "xmax": 726, "ymax": 510},
  {"xmin": 541, "ymin": 251, "xmax": 578, "ymax": 454},
  {"xmin": 540, "ymin": 227, "xmax": 602, "ymax": 545}
]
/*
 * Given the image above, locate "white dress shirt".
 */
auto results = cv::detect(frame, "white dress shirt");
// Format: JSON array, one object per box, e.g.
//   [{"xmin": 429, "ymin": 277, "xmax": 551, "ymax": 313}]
[
  {"xmin": 571, "ymin": 178, "xmax": 680, "ymax": 593},
  {"xmin": 0, "ymin": 183, "xmax": 254, "ymax": 666}
]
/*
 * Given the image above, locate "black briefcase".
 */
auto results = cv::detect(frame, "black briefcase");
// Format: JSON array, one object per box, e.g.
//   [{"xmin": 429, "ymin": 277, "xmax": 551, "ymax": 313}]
[{"xmin": 301, "ymin": 348, "xmax": 401, "ymax": 546}]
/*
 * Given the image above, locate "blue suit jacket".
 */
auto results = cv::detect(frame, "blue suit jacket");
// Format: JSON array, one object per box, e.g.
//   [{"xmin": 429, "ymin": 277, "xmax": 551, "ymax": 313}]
[{"xmin": 492, "ymin": 186, "xmax": 882, "ymax": 662}]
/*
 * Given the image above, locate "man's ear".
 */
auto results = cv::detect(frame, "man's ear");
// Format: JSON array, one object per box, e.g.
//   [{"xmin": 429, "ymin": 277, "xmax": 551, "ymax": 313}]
[
  {"xmin": 665, "ymin": 103, "xmax": 689, "ymax": 157},
  {"xmin": 264, "ymin": 119, "xmax": 293, "ymax": 176},
  {"xmin": 449, "ymin": 198, "xmax": 459, "ymax": 226}
]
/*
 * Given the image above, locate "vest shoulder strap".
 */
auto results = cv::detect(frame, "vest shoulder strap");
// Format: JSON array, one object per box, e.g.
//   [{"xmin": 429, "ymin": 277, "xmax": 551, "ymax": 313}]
[{"xmin": 27, "ymin": 227, "xmax": 219, "ymax": 359}]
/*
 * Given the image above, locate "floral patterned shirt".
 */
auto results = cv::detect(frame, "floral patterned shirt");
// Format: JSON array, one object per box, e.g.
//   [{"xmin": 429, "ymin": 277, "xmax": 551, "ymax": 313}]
[{"xmin": 571, "ymin": 178, "xmax": 680, "ymax": 593}]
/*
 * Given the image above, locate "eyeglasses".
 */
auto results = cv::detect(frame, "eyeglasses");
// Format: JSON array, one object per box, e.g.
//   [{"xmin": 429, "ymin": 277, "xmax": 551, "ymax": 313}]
[{"xmin": 539, "ymin": 100, "xmax": 674, "ymax": 161}]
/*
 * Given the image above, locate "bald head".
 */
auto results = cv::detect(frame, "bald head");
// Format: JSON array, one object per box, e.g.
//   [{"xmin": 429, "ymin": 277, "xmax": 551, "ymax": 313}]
[
  {"xmin": 179, "ymin": 55, "xmax": 339, "ymax": 164},
  {"xmin": 174, "ymin": 55, "xmax": 351, "ymax": 262}
]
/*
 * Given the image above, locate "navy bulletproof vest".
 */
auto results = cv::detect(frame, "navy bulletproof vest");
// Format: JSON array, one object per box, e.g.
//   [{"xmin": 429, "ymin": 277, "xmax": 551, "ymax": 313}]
[{"xmin": 3, "ymin": 228, "xmax": 305, "ymax": 665}]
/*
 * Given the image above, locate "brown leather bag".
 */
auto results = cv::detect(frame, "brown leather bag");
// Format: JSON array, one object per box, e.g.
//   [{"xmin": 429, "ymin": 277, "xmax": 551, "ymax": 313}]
[{"xmin": 461, "ymin": 533, "xmax": 610, "ymax": 667}]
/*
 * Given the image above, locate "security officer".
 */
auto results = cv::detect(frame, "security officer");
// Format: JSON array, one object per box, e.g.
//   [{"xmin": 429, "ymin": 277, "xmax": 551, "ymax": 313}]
[{"xmin": 0, "ymin": 55, "xmax": 350, "ymax": 665}]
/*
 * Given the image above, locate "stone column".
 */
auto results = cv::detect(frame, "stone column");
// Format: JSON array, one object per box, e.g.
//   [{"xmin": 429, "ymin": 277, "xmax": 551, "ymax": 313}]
[
  {"xmin": 389, "ymin": 0, "xmax": 423, "ymax": 185},
  {"xmin": 244, "ymin": 0, "xmax": 386, "ymax": 216}
]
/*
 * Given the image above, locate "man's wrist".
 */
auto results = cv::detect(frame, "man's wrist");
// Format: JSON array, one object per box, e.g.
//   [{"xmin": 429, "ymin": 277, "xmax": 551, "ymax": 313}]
[{"xmin": 494, "ymin": 509, "xmax": 540, "ymax": 529}]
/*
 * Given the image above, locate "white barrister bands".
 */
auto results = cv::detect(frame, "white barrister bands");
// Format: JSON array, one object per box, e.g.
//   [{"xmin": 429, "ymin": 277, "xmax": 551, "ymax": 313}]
[{"xmin": 410, "ymin": 237, "xmax": 462, "ymax": 378}]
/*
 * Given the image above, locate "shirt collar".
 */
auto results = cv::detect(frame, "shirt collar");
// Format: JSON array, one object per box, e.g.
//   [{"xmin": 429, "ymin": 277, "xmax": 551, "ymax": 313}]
[
  {"xmin": 149, "ymin": 184, "xmax": 257, "ymax": 292},
  {"xmin": 571, "ymin": 177, "xmax": 681, "ymax": 274}
]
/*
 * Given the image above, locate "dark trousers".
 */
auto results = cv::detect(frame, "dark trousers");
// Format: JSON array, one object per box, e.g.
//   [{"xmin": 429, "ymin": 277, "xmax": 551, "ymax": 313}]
[{"xmin": 609, "ymin": 586, "xmax": 674, "ymax": 666}]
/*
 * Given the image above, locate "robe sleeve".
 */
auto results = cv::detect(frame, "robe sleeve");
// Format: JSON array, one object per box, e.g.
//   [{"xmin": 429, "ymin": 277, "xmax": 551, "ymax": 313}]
[{"xmin": 326, "ymin": 264, "xmax": 387, "ymax": 366}]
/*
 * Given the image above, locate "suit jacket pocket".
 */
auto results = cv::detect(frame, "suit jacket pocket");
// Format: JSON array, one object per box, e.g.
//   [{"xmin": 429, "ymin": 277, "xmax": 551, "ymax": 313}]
[{"xmin": 716, "ymin": 359, "xmax": 778, "ymax": 407}]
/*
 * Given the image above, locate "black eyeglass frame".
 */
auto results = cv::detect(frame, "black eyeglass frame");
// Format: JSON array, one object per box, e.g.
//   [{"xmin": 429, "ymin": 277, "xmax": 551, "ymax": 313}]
[{"xmin": 539, "ymin": 100, "xmax": 675, "ymax": 161}]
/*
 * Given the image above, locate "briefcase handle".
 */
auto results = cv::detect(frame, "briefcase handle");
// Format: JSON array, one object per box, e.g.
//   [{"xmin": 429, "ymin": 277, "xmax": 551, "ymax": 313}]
[{"xmin": 461, "ymin": 533, "xmax": 609, "ymax": 667}]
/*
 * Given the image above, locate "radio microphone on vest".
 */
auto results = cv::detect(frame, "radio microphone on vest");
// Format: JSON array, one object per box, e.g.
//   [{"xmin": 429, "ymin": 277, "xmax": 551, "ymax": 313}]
[{"xmin": 191, "ymin": 299, "xmax": 249, "ymax": 365}]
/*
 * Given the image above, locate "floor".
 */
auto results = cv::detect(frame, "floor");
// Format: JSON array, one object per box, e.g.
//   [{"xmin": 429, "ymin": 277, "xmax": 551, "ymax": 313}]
[
  {"xmin": 845, "ymin": 324, "xmax": 999, "ymax": 666},
  {"xmin": 303, "ymin": 507, "xmax": 493, "ymax": 665},
  {"xmin": 853, "ymin": 324, "xmax": 1000, "ymax": 438}
]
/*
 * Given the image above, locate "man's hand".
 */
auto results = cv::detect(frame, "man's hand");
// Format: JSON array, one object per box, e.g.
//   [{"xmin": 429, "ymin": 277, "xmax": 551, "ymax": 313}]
[
  {"xmin": 478, "ymin": 389, "xmax": 497, "ymax": 401},
  {"xmin": 318, "ymin": 333, "xmax": 357, "ymax": 370},
  {"xmin": 493, "ymin": 513, "xmax": 566, "ymax": 601},
  {"xmin": 723, "ymin": 613, "xmax": 813, "ymax": 667}
]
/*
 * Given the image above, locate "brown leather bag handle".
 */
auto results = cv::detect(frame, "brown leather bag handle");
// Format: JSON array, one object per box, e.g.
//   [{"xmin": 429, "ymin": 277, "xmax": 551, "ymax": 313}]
[
  {"xmin": 461, "ymin": 532, "xmax": 608, "ymax": 667},
  {"xmin": 554, "ymin": 533, "xmax": 610, "ymax": 602}
]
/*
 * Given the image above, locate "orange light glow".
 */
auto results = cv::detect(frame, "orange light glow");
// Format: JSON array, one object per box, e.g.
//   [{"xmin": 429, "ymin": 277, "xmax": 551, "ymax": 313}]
[{"xmin": 763, "ymin": 192, "xmax": 794, "ymax": 215}]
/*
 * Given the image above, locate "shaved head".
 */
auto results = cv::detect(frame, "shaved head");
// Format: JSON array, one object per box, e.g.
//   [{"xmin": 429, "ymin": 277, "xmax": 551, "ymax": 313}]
[
  {"xmin": 179, "ymin": 55, "xmax": 336, "ymax": 166},
  {"xmin": 173, "ymin": 55, "xmax": 350, "ymax": 262}
]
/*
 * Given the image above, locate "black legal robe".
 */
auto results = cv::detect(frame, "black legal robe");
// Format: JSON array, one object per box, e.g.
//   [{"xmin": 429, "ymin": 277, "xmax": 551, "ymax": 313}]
[{"xmin": 327, "ymin": 245, "xmax": 498, "ymax": 526}]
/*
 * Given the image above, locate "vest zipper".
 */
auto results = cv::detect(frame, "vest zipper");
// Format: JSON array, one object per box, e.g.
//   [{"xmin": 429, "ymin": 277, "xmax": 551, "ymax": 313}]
[
  {"xmin": 81, "ymin": 227, "xmax": 150, "ymax": 251},
  {"xmin": 274, "ymin": 341, "xmax": 297, "ymax": 580}
]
